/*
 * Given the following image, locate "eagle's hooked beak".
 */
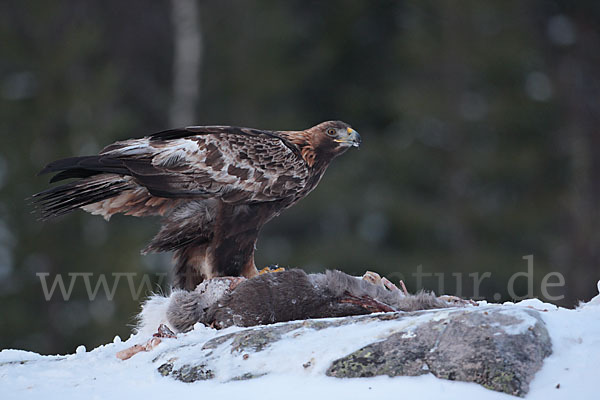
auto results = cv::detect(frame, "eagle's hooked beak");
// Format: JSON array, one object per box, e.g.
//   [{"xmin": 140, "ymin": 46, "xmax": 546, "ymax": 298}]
[
  {"xmin": 347, "ymin": 127, "xmax": 361, "ymax": 148},
  {"xmin": 333, "ymin": 127, "xmax": 361, "ymax": 147}
]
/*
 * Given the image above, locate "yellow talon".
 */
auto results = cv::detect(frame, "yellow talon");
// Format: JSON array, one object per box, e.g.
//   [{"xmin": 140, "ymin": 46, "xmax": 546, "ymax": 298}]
[{"xmin": 259, "ymin": 266, "xmax": 285, "ymax": 274}]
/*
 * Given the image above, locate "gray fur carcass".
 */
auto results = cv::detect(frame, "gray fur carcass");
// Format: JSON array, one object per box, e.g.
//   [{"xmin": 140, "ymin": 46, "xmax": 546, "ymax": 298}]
[{"xmin": 165, "ymin": 269, "xmax": 454, "ymax": 332}]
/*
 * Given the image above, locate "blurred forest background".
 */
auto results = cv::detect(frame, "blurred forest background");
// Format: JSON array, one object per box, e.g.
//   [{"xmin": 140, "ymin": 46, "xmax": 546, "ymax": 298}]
[{"xmin": 1, "ymin": 0, "xmax": 599, "ymax": 355}]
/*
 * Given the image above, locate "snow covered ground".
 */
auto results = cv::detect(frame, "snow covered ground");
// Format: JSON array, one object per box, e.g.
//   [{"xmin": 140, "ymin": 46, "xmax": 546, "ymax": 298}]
[{"xmin": 1, "ymin": 283, "xmax": 599, "ymax": 400}]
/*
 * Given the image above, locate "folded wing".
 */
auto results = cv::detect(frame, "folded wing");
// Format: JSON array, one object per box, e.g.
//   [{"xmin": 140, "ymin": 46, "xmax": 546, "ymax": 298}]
[{"xmin": 33, "ymin": 126, "xmax": 309, "ymax": 219}]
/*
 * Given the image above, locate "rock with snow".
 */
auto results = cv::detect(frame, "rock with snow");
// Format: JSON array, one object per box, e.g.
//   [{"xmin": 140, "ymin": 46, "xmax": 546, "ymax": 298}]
[
  {"xmin": 327, "ymin": 307, "xmax": 550, "ymax": 396},
  {"xmin": 2, "ymin": 282, "xmax": 600, "ymax": 400},
  {"xmin": 152, "ymin": 306, "xmax": 551, "ymax": 396},
  {"xmin": 0, "ymin": 292, "xmax": 600, "ymax": 400}
]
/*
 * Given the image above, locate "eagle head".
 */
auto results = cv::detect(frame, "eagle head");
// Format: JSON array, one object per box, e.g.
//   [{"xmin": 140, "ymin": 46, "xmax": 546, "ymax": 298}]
[
  {"xmin": 304, "ymin": 120, "xmax": 361, "ymax": 161},
  {"xmin": 316, "ymin": 120, "xmax": 361, "ymax": 149},
  {"xmin": 277, "ymin": 120, "xmax": 361, "ymax": 167}
]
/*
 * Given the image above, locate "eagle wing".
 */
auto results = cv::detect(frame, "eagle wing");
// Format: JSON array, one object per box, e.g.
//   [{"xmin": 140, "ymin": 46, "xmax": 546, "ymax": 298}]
[
  {"xmin": 100, "ymin": 126, "xmax": 309, "ymax": 203},
  {"xmin": 39, "ymin": 126, "xmax": 309, "ymax": 207},
  {"xmin": 34, "ymin": 126, "xmax": 310, "ymax": 221}
]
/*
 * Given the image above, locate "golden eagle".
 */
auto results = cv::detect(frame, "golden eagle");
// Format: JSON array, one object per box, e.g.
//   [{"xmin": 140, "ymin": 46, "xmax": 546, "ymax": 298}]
[{"xmin": 34, "ymin": 121, "xmax": 361, "ymax": 289}]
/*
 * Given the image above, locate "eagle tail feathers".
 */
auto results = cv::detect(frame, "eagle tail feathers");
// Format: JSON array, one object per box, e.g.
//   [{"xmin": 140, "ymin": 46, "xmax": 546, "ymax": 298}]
[
  {"xmin": 31, "ymin": 175, "xmax": 133, "ymax": 220},
  {"xmin": 38, "ymin": 155, "xmax": 129, "ymax": 183}
]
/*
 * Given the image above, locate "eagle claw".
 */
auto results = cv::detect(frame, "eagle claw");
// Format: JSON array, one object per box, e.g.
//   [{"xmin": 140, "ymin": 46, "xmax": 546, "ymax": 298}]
[{"xmin": 259, "ymin": 265, "xmax": 286, "ymax": 275}]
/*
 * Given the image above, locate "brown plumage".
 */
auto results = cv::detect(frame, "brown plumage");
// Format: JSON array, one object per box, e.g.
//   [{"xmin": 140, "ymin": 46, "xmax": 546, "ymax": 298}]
[{"xmin": 33, "ymin": 121, "xmax": 361, "ymax": 289}]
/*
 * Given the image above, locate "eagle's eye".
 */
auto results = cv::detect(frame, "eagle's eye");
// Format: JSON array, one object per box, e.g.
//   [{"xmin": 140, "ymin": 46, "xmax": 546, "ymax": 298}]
[{"xmin": 326, "ymin": 128, "xmax": 336, "ymax": 136}]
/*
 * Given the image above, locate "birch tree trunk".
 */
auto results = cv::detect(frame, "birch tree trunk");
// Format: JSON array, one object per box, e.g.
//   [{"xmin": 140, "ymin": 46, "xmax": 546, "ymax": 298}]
[{"xmin": 170, "ymin": 0, "xmax": 202, "ymax": 126}]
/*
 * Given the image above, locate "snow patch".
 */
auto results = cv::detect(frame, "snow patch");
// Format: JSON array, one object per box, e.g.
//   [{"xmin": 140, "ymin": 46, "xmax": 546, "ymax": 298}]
[
  {"xmin": 2, "ymin": 290, "xmax": 600, "ymax": 400},
  {"xmin": 496, "ymin": 308, "xmax": 540, "ymax": 335},
  {"xmin": 579, "ymin": 280, "xmax": 600, "ymax": 308}
]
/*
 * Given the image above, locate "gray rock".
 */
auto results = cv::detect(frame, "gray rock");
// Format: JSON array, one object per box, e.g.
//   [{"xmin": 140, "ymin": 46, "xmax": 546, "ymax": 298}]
[
  {"xmin": 326, "ymin": 307, "xmax": 551, "ymax": 397},
  {"xmin": 154, "ymin": 306, "xmax": 551, "ymax": 396},
  {"xmin": 158, "ymin": 361, "xmax": 215, "ymax": 382}
]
